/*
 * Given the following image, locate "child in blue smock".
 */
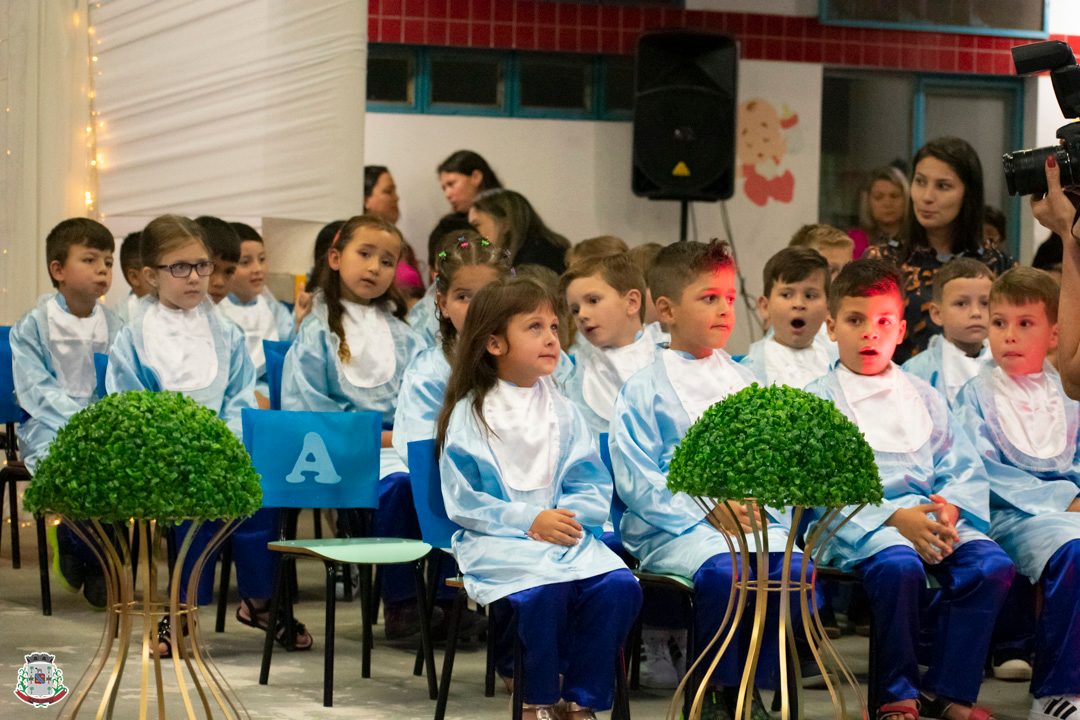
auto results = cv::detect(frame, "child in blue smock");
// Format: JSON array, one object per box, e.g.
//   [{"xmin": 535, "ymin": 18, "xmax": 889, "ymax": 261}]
[
  {"xmin": 114, "ymin": 231, "xmax": 149, "ymax": 322},
  {"xmin": 742, "ymin": 247, "xmax": 835, "ymax": 389},
  {"xmin": 953, "ymin": 267, "xmax": 1080, "ymax": 720},
  {"xmin": 903, "ymin": 257, "xmax": 995, "ymax": 409},
  {"xmin": 12, "ymin": 218, "xmax": 123, "ymax": 607},
  {"xmin": 609, "ymin": 240, "xmax": 802, "ymax": 716},
  {"xmin": 106, "ymin": 214, "xmax": 308, "ymax": 655},
  {"xmin": 807, "ymin": 259, "xmax": 1014, "ymax": 720},
  {"xmin": 438, "ymin": 276, "xmax": 640, "ymax": 720},
  {"xmin": 560, "ymin": 253, "xmax": 655, "ymax": 439},
  {"xmin": 281, "ymin": 214, "xmax": 425, "ymax": 639},
  {"xmin": 218, "ymin": 222, "xmax": 295, "ymax": 405}
]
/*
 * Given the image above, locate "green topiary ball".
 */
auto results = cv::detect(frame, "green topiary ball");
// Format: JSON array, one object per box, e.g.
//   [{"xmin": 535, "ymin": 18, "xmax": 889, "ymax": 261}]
[
  {"xmin": 24, "ymin": 390, "xmax": 261, "ymax": 522},
  {"xmin": 667, "ymin": 383, "xmax": 883, "ymax": 508}
]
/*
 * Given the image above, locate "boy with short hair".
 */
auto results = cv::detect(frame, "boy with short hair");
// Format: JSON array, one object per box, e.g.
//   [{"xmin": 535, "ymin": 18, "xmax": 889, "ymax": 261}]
[
  {"xmin": 807, "ymin": 259, "xmax": 1014, "ymax": 720},
  {"xmin": 11, "ymin": 217, "xmax": 125, "ymax": 607},
  {"xmin": 609, "ymin": 240, "xmax": 802, "ymax": 717},
  {"xmin": 218, "ymin": 222, "xmax": 294, "ymax": 402},
  {"xmin": 742, "ymin": 247, "xmax": 835, "ymax": 388},
  {"xmin": 789, "ymin": 223, "xmax": 855, "ymax": 280},
  {"xmin": 115, "ymin": 231, "xmax": 149, "ymax": 321},
  {"xmin": 194, "ymin": 215, "xmax": 241, "ymax": 304},
  {"xmin": 561, "ymin": 253, "xmax": 653, "ymax": 437},
  {"xmin": 953, "ymin": 267, "xmax": 1080, "ymax": 720},
  {"xmin": 903, "ymin": 257, "xmax": 995, "ymax": 408}
]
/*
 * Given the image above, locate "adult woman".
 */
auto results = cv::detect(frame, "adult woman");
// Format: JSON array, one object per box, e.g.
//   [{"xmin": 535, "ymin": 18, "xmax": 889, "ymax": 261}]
[
  {"xmin": 363, "ymin": 165, "xmax": 400, "ymax": 224},
  {"xmin": 469, "ymin": 189, "xmax": 570, "ymax": 274},
  {"xmin": 436, "ymin": 150, "xmax": 502, "ymax": 216},
  {"xmin": 891, "ymin": 137, "xmax": 1014, "ymax": 363},
  {"xmin": 850, "ymin": 165, "xmax": 908, "ymax": 261}
]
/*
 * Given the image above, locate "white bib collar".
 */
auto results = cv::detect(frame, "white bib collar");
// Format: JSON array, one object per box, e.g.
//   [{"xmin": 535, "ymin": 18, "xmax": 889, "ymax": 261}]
[
  {"xmin": 763, "ymin": 337, "xmax": 830, "ymax": 389},
  {"xmin": 143, "ymin": 301, "xmax": 218, "ymax": 391},
  {"xmin": 483, "ymin": 379, "xmax": 559, "ymax": 492},
  {"xmin": 836, "ymin": 363, "xmax": 932, "ymax": 453},
  {"xmin": 581, "ymin": 333, "xmax": 654, "ymax": 420},
  {"xmin": 45, "ymin": 295, "xmax": 108, "ymax": 399},
  {"xmin": 991, "ymin": 367, "xmax": 1067, "ymax": 459},
  {"xmin": 340, "ymin": 300, "xmax": 395, "ymax": 389},
  {"xmin": 940, "ymin": 338, "xmax": 990, "ymax": 404},
  {"xmin": 220, "ymin": 293, "xmax": 279, "ymax": 372},
  {"xmin": 663, "ymin": 348, "xmax": 748, "ymax": 424}
]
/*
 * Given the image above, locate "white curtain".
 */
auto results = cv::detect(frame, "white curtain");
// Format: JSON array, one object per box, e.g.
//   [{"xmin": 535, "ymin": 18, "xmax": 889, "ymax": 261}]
[
  {"xmin": 0, "ymin": 0, "xmax": 94, "ymax": 325},
  {"xmin": 90, "ymin": 0, "xmax": 367, "ymax": 222}
]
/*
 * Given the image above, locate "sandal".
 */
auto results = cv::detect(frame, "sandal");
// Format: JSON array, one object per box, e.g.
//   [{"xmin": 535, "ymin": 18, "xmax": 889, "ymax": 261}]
[
  {"xmin": 155, "ymin": 616, "xmax": 189, "ymax": 659},
  {"xmin": 920, "ymin": 693, "xmax": 994, "ymax": 720},
  {"xmin": 557, "ymin": 701, "xmax": 597, "ymax": 720},
  {"xmin": 878, "ymin": 701, "xmax": 920, "ymax": 720},
  {"xmin": 235, "ymin": 598, "xmax": 313, "ymax": 651}
]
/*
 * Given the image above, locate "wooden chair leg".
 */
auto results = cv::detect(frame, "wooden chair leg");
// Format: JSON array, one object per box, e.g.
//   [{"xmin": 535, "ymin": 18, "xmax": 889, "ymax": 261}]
[
  {"xmin": 612, "ymin": 646, "xmax": 631, "ymax": 720},
  {"xmin": 35, "ymin": 516, "xmax": 51, "ymax": 616},
  {"xmin": 628, "ymin": 615, "xmax": 642, "ymax": 690},
  {"xmin": 323, "ymin": 561, "xmax": 337, "ymax": 707},
  {"xmin": 867, "ymin": 605, "xmax": 878, "ymax": 713},
  {"xmin": 435, "ymin": 589, "xmax": 466, "ymax": 720},
  {"xmin": 215, "ymin": 537, "xmax": 233, "ymax": 632},
  {"xmin": 312, "ymin": 507, "xmax": 322, "ymax": 539}
]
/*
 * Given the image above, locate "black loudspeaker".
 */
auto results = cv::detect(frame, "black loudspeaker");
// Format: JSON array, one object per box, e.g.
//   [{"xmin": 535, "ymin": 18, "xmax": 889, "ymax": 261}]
[{"xmin": 632, "ymin": 30, "xmax": 738, "ymax": 202}]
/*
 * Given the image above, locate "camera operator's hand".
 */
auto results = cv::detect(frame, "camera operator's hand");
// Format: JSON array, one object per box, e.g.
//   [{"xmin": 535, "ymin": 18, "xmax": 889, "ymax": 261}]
[{"xmin": 1031, "ymin": 155, "xmax": 1080, "ymax": 241}]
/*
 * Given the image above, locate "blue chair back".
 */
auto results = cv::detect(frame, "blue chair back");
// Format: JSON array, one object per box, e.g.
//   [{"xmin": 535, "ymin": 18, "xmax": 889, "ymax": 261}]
[
  {"xmin": 730, "ymin": 354, "xmax": 745, "ymax": 363},
  {"xmin": 598, "ymin": 432, "xmax": 627, "ymax": 535},
  {"xmin": 0, "ymin": 327, "xmax": 28, "ymax": 424},
  {"xmin": 263, "ymin": 339, "xmax": 291, "ymax": 410},
  {"xmin": 94, "ymin": 352, "xmax": 109, "ymax": 399},
  {"xmin": 407, "ymin": 439, "xmax": 461, "ymax": 550},
  {"xmin": 242, "ymin": 407, "xmax": 382, "ymax": 509}
]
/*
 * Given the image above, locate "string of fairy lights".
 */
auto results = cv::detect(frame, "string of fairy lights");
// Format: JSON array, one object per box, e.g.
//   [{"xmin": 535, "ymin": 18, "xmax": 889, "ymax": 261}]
[{"xmin": 2, "ymin": 5, "xmax": 105, "ymax": 533}]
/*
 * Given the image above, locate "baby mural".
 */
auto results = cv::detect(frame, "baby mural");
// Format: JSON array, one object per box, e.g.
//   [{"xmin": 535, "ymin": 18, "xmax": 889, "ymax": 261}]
[{"xmin": 737, "ymin": 98, "xmax": 799, "ymax": 206}]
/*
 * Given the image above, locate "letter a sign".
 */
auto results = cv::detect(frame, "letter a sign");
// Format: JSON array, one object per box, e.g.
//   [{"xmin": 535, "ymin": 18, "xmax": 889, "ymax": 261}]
[{"xmin": 285, "ymin": 432, "xmax": 342, "ymax": 484}]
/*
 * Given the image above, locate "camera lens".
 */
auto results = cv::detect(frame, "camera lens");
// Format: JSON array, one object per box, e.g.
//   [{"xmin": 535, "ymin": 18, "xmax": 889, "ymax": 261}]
[{"xmin": 1003, "ymin": 144, "xmax": 1075, "ymax": 196}]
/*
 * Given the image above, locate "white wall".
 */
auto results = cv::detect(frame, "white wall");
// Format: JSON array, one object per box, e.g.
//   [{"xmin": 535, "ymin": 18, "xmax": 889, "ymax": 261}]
[{"xmin": 366, "ymin": 60, "xmax": 823, "ymax": 354}]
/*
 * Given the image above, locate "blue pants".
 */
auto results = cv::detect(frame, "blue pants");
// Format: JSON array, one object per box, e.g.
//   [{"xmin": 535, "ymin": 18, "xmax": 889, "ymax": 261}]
[
  {"xmin": 693, "ymin": 552, "xmax": 811, "ymax": 689},
  {"xmin": 857, "ymin": 540, "xmax": 1014, "ymax": 705},
  {"xmin": 990, "ymin": 571, "xmax": 1036, "ymax": 664},
  {"xmin": 176, "ymin": 509, "xmax": 278, "ymax": 606},
  {"xmin": 506, "ymin": 569, "xmax": 641, "ymax": 708},
  {"xmin": 373, "ymin": 472, "xmax": 455, "ymax": 607},
  {"xmin": 1032, "ymin": 540, "xmax": 1080, "ymax": 697}
]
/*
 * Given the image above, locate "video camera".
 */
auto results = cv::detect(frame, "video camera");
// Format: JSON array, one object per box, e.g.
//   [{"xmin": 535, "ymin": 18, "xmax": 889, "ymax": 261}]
[{"xmin": 1002, "ymin": 40, "xmax": 1080, "ymax": 196}]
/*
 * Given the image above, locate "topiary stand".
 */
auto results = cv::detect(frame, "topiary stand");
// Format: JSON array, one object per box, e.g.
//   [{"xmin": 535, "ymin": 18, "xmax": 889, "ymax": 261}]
[
  {"xmin": 666, "ymin": 384, "xmax": 884, "ymax": 720},
  {"xmin": 25, "ymin": 391, "xmax": 262, "ymax": 719}
]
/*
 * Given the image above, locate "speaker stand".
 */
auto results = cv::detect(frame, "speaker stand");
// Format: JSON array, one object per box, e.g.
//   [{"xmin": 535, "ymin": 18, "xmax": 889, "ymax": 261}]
[{"xmin": 679, "ymin": 200, "xmax": 690, "ymax": 242}]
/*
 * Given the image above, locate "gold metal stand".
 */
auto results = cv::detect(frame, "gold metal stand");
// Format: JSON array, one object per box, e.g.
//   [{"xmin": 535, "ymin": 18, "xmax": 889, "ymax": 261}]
[
  {"xmin": 57, "ymin": 518, "xmax": 248, "ymax": 719},
  {"xmin": 669, "ymin": 500, "xmax": 868, "ymax": 720}
]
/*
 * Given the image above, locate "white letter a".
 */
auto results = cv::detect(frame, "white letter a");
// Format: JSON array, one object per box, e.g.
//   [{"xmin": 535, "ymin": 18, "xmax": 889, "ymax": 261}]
[{"xmin": 285, "ymin": 432, "xmax": 342, "ymax": 485}]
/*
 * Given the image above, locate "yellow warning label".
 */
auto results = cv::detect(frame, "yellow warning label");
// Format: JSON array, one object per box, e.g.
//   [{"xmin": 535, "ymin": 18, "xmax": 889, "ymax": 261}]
[{"xmin": 672, "ymin": 161, "xmax": 691, "ymax": 177}]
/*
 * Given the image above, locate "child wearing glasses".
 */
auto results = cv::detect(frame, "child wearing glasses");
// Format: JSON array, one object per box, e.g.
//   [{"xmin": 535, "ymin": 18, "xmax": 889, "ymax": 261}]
[
  {"xmin": 11, "ymin": 218, "xmax": 124, "ymax": 608},
  {"xmin": 106, "ymin": 215, "xmax": 303, "ymax": 656}
]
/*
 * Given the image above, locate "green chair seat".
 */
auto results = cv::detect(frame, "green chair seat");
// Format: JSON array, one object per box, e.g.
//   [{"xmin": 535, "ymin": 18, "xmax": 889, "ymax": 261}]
[
  {"xmin": 632, "ymin": 570, "xmax": 694, "ymax": 592},
  {"xmin": 268, "ymin": 537, "xmax": 432, "ymax": 566}
]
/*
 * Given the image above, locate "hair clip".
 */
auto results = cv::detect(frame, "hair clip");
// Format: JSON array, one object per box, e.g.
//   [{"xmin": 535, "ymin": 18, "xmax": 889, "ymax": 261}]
[
  {"xmin": 480, "ymin": 239, "xmax": 490, "ymax": 246},
  {"xmin": 459, "ymin": 240, "xmax": 470, "ymax": 248},
  {"xmin": 438, "ymin": 251, "xmax": 448, "ymax": 259}
]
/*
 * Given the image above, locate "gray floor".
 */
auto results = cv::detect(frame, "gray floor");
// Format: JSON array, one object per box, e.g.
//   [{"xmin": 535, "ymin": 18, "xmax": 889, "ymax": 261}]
[{"xmin": 0, "ymin": 521, "xmax": 1036, "ymax": 719}]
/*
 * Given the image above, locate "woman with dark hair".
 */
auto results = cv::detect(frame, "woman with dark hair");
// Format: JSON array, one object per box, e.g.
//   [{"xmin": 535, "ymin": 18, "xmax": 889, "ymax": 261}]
[
  {"xmin": 437, "ymin": 150, "xmax": 502, "ymax": 215},
  {"xmin": 469, "ymin": 188, "xmax": 571, "ymax": 274},
  {"xmin": 892, "ymin": 136, "xmax": 1014, "ymax": 362},
  {"xmin": 363, "ymin": 165, "xmax": 400, "ymax": 224}
]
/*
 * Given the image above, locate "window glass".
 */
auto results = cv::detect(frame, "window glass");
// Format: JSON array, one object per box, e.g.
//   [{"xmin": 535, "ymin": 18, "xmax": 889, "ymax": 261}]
[{"xmin": 430, "ymin": 55, "xmax": 503, "ymax": 107}]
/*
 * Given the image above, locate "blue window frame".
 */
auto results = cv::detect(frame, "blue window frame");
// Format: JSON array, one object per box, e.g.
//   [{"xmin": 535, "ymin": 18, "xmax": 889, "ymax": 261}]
[
  {"xmin": 819, "ymin": 0, "xmax": 1049, "ymax": 40},
  {"xmin": 367, "ymin": 45, "xmax": 633, "ymax": 121}
]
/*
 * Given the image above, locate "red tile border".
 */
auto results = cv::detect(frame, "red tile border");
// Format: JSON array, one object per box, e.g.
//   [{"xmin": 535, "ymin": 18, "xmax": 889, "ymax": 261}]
[{"xmin": 368, "ymin": 0, "xmax": 1079, "ymax": 76}]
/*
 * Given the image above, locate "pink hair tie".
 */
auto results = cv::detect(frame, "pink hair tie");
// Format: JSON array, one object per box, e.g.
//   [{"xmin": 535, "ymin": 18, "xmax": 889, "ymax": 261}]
[{"xmin": 395, "ymin": 261, "xmax": 423, "ymax": 290}]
